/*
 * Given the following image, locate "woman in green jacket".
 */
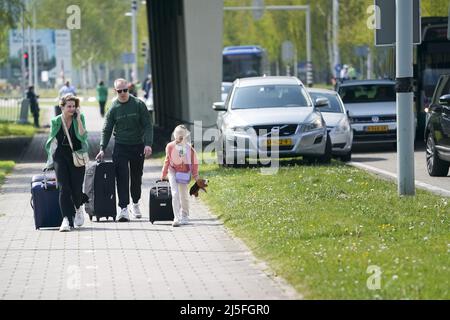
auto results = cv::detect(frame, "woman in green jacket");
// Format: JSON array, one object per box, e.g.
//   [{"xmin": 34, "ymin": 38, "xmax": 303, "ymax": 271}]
[{"xmin": 45, "ymin": 94, "xmax": 89, "ymax": 232}]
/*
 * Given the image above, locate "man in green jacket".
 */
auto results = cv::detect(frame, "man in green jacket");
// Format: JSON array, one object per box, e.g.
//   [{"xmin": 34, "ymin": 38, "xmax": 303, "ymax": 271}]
[
  {"xmin": 96, "ymin": 81, "xmax": 108, "ymax": 117},
  {"xmin": 96, "ymin": 78, "xmax": 153, "ymax": 222}
]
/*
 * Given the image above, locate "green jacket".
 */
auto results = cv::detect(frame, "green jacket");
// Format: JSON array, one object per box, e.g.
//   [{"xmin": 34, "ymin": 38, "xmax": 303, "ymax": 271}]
[
  {"xmin": 96, "ymin": 85, "xmax": 108, "ymax": 102},
  {"xmin": 45, "ymin": 114, "xmax": 88, "ymax": 168},
  {"xmin": 100, "ymin": 95, "xmax": 153, "ymax": 149}
]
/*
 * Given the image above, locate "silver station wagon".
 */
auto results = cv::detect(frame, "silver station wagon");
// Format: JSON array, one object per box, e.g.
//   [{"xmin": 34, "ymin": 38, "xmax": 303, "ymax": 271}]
[{"xmin": 212, "ymin": 76, "xmax": 332, "ymax": 165}]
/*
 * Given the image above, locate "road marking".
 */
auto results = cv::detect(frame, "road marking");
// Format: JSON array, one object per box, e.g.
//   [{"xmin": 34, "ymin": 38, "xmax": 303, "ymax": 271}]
[{"xmin": 349, "ymin": 161, "xmax": 450, "ymax": 197}]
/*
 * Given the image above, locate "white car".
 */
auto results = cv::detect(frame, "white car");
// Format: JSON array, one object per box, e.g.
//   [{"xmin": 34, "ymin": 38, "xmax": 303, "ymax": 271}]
[
  {"xmin": 308, "ymin": 88, "xmax": 353, "ymax": 161},
  {"xmin": 212, "ymin": 76, "xmax": 332, "ymax": 166},
  {"xmin": 337, "ymin": 80, "xmax": 409, "ymax": 145}
]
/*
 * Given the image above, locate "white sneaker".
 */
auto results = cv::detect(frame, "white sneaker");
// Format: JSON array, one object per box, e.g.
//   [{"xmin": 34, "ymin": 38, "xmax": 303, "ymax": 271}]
[
  {"xmin": 131, "ymin": 202, "xmax": 142, "ymax": 219},
  {"xmin": 74, "ymin": 206, "xmax": 85, "ymax": 227},
  {"xmin": 116, "ymin": 207, "xmax": 130, "ymax": 222},
  {"xmin": 172, "ymin": 219, "xmax": 180, "ymax": 227},
  {"xmin": 180, "ymin": 214, "xmax": 189, "ymax": 225},
  {"xmin": 59, "ymin": 217, "xmax": 70, "ymax": 232}
]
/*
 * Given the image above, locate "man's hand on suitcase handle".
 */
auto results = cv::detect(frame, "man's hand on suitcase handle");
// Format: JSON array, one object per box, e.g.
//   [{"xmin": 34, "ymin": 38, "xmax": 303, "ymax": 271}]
[{"xmin": 95, "ymin": 150, "xmax": 105, "ymax": 161}]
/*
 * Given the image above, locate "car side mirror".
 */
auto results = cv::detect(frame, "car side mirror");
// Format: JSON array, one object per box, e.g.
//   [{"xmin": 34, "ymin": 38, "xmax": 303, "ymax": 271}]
[
  {"xmin": 439, "ymin": 94, "xmax": 450, "ymax": 107},
  {"xmin": 314, "ymin": 97, "xmax": 329, "ymax": 108},
  {"xmin": 212, "ymin": 102, "xmax": 227, "ymax": 111}
]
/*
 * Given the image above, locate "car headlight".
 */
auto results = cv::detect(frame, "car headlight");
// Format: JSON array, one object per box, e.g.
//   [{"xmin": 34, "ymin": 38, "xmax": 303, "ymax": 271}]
[
  {"xmin": 333, "ymin": 118, "xmax": 350, "ymax": 133},
  {"xmin": 301, "ymin": 118, "xmax": 324, "ymax": 133},
  {"xmin": 225, "ymin": 125, "xmax": 252, "ymax": 135}
]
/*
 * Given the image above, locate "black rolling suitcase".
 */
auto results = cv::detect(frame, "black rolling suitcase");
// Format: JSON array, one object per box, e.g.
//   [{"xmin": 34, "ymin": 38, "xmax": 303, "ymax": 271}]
[
  {"xmin": 84, "ymin": 161, "xmax": 117, "ymax": 221},
  {"xmin": 31, "ymin": 170, "xmax": 63, "ymax": 229},
  {"xmin": 149, "ymin": 180, "xmax": 174, "ymax": 224}
]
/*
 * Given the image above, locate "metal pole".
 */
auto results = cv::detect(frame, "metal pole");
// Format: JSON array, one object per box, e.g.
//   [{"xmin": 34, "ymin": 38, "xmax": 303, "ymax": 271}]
[
  {"xmin": 21, "ymin": 7, "xmax": 26, "ymax": 96},
  {"xmin": 332, "ymin": 0, "xmax": 340, "ymax": 77},
  {"xmin": 27, "ymin": 25, "xmax": 32, "ymax": 86},
  {"xmin": 306, "ymin": 6, "xmax": 313, "ymax": 86},
  {"xmin": 294, "ymin": 46, "xmax": 298, "ymax": 78},
  {"xmin": 33, "ymin": 3, "xmax": 38, "ymax": 89},
  {"xmin": 396, "ymin": 0, "xmax": 415, "ymax": 196},
  {"xmin": 367, "ymin": 46, "xmax": 373, "ymax": 79},
  {"xmin": 131, "ymin": 0, "xmax": 138, "ymax": 83}
]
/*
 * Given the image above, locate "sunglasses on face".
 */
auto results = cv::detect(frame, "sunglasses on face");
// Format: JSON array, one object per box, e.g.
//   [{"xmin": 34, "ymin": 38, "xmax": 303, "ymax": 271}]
[{"xmin": 116, "ymin": 88, "xmax": 128, "ymax": 94}]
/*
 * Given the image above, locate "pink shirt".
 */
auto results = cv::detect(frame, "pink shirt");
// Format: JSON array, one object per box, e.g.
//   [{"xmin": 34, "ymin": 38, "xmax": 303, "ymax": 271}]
[{"xmin": 161, "ymin": 141, "xmax": 199, "ymax": 181}]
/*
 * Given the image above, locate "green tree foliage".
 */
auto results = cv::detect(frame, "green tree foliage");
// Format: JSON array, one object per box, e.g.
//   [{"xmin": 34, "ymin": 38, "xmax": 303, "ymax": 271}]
[
  {"xmin": 0, "ymin": 0, "xmax": 24, "ymax": 64},
  {"xmin": 223, "ymin": 0, "xmax": 450, "ymax": 80}
]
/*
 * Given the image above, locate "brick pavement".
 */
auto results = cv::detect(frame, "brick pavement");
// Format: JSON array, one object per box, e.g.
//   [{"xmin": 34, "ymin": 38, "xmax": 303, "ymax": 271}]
[{"xmin": 0, "ymin": 105, "xmax": 300, "ymax": 300}]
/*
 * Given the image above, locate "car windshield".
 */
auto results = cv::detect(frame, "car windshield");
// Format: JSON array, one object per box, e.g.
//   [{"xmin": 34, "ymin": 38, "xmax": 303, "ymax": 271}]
[
  {"xmin": 231, "ymin": 84, "xmax": 311, "ymax": 109},
  {"xmin": 309, "ymin": 92, "xmax": 343, "ymax": 113},
  {"xmin": 339, "ymin": 84, "xmax": 396, "ymax": 103}
]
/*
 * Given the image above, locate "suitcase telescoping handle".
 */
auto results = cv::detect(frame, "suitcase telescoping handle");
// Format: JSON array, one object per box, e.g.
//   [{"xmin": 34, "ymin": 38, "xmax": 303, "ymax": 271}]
[{"xmin": 154, "ymin": 179, "xmax": 171, "ymax": 197}]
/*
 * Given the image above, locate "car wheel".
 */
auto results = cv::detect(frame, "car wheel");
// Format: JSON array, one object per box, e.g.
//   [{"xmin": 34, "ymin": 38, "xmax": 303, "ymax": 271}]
[
  {"xmin": 317, "ymin": 134, "xmax": 332, "ymax": 164},
  {"xmin": 340, "ymin": 150, "xmax": 352, "ymax": 162},
  {"xmin": 426, "ymin": 133, "xmax": 450, "ymax": 177}
]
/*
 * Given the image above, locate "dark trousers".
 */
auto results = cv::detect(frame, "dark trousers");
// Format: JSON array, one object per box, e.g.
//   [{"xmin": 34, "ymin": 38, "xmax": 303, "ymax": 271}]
[
  {"xmin": 113, "ymin": 143, "xmax": 145, "ymax": 209},
  {"xmin": 53, "ymin": 148, "xmax": 85, "ymax": 223},
  {"xmin": 31, "ymin": 110, "xmax": 39, "ymax": 128},
  {"xmin": 99, "ymin": 101, "xmax": 106, "ymax": 117}
]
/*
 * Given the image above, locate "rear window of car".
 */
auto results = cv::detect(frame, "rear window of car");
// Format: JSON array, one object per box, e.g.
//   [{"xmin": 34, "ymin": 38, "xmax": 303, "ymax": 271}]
[
  {"xmin": 339, "ymin": 84, "xmax": 396, "ymax": 103},
  {"xmin": 231, "ymin": 84, "xmax": 311, "ymax": 109},
  {"xmin": 308, "ymin": 92, "xmax": 343, "ymax": 113}
]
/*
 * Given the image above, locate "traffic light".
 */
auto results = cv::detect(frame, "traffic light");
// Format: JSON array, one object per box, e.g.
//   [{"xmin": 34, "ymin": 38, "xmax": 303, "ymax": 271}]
[
  {"xmin": 141, "ymin": 42, "xmax": 147, "ymax": 58},
  {"xmin": 23, "ymin": 51, "xmax": 29, "ymax": 68}
]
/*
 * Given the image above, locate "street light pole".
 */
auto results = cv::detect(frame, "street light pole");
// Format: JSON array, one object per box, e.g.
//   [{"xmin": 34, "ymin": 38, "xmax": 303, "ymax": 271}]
[
  {"xmin": 396, "ymin": 0, "xmax": 415, "ymax": 196},
  {"xmin": 332, "ymin": 0, "xmax": 340, "ymax": 77},
  {"xmin": 33, "ymin": 2, "xmax": 38, "ymax": 89},
  {"xmin": 131, "ymin": 0, "xmax": 138, "ymax": 83}
]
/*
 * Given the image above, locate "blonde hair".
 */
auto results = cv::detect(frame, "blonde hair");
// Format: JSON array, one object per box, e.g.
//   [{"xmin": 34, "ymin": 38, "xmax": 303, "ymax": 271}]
[
  {"xmin": 114, "ymin": 78, "xmax": 128, "ymax": 89},
  {"xmin": 172, "ymin": 125, "xmax": 190, "ymax": 143}
]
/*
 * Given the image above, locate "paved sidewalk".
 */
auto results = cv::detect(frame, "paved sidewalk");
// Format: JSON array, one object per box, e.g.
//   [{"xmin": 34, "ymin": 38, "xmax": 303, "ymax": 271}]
[{"xmin": 0, "ymin": 106, "xmax": 300, "ymax": 300}]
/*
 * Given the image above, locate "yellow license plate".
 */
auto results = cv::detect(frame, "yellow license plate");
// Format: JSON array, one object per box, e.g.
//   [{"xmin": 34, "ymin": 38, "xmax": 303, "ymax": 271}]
[
  {"xmin": 264, "ymin": 138, "xmax": 293, "ymax": 146},
  {"xmin": 366, "ymin": 125, "xmax": 389, "ymax": 132}
]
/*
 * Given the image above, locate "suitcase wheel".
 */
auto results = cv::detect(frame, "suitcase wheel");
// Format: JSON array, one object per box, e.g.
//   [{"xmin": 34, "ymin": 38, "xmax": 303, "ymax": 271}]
[
  {"xmin": 89, "ymin": 215, "xmax": 93, "ymax": 221},
  {"xmin": 95, "ymin": 216, "xmax": 100, "ymax": 222},
  {"xmin": 112, "ymin": 216, "xmax": 116, "ymax": 222}
]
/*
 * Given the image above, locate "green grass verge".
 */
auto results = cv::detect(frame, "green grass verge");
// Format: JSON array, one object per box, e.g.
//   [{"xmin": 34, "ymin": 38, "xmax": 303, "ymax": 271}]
[
  {"xmin": 0, "ymin": 160, "xmax": 15, "ymax": 186},
  {"xmin": 198, "ymin": 154, "xmax": 449, "ymax": 299},
  {"xmin": 0, "ymin": 121, "xmax": 37, "ymax": 137}
]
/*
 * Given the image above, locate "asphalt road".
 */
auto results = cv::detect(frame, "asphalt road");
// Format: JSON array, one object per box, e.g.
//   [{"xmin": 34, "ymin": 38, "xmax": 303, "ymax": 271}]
[{"xmin": 350, "ymin": 140, "xmax": 450, "ymax": 196}]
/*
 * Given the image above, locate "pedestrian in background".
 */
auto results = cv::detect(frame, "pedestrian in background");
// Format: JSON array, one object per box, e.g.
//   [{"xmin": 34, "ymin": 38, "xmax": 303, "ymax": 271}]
[
  {"xmin": 59, "ymin": 81, "xmax": 77, "ymax": 97},
  {"xmin": 143, "ymin": 75, "xmax": 152, "ymax": 100},
  {"xmin": 128, "ymin": 82, "xmax": 138, "ymax": 97},
  {"xmin": 96, "ymin": 78, "xmax": 153, "ymax": 222},
  {"xmin": 27, "ymin": 85, "xmax": 40, "ymax": 128},
  {"xmin": 96, "ymin": 80, "xmax": 108, "ymax": 117}
]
